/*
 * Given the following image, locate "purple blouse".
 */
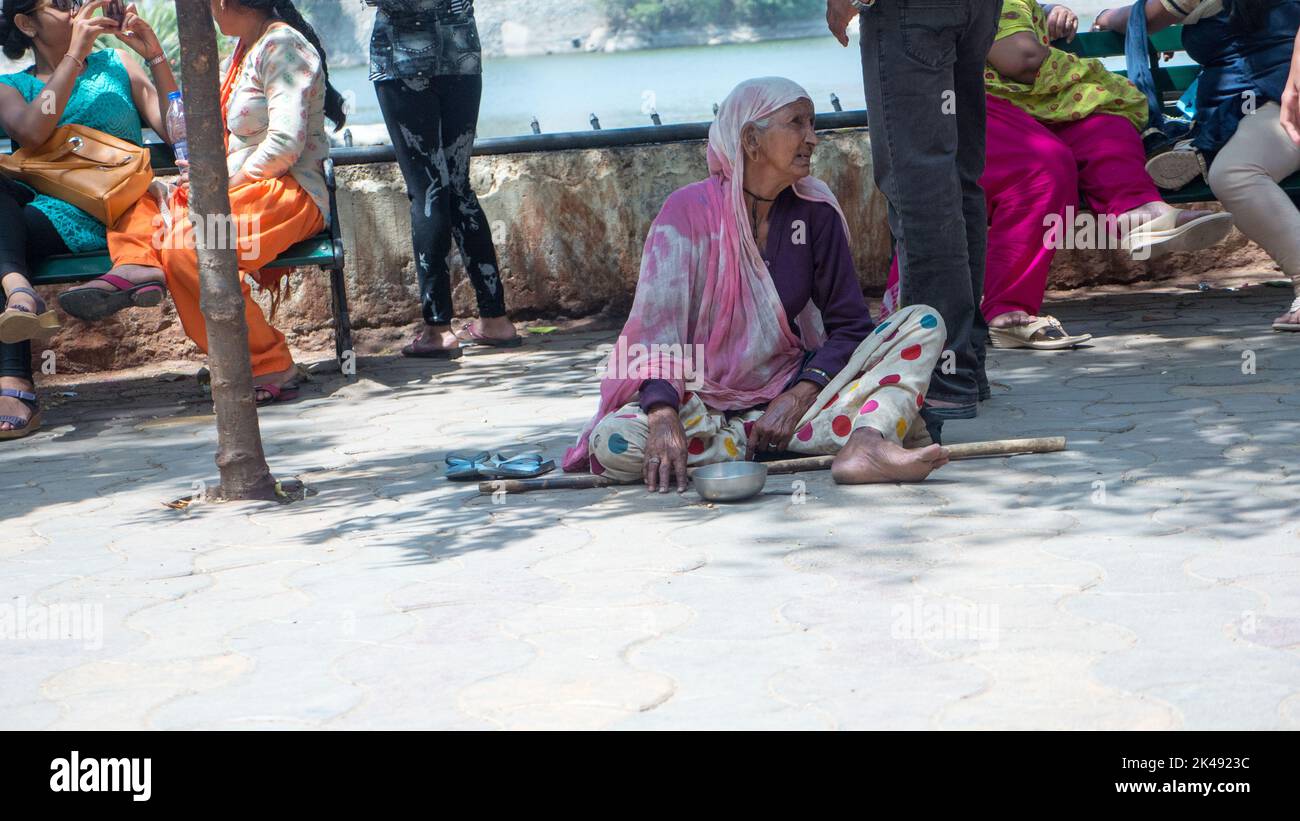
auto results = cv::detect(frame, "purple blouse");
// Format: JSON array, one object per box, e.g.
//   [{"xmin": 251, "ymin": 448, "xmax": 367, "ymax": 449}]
[{"xmin": 639, "ymin": 185, "xmax": 875, "ymax": 412}]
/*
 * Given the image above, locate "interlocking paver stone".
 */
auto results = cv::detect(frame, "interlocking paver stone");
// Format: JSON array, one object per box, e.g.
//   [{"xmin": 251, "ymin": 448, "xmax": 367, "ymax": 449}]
[{"xmin": 2, "ymin": 282, "xmax": 1298, "ymax": 729}]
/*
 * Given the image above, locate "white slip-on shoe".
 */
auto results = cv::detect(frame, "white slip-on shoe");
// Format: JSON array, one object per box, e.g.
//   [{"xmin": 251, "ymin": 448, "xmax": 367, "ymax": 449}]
[
  {"xmin": 1124, "ymin": 209, "xmax": 1234, "ymax": 260},
  {"xmin": 1145, "ymin": 144, "xmax": 1207, "ymax": 190}
]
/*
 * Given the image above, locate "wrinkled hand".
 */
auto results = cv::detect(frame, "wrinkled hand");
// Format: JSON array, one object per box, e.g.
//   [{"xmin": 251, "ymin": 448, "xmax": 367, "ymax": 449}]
[
  {"xmin": 1283, "ymin": 53, "xmax": 1300, "ymax": 145},
  {"xmin": 69, "ymin": 0, "xmax": 119, "ymax": 62},
  {"xmin": 114, "ymin": 3, "xmax": 164, "ymax": 60},
  {"xmin": 174, "ymin": 157, "xmax": 188, "ymax": 188},
  {"xmin": 1046, "ymin": 4, "xmax": 1079, "ymax": 42},
  {"xmin": 644, "ymin": 405, "xmax": 689, "ymax": 493},
  {"xmin": 746, "ymin": 382, "xmax": 820, "ymax": 459},
  {"xmin": 826, "ymin": 0, "xmax": 859, "ymax": 48}
]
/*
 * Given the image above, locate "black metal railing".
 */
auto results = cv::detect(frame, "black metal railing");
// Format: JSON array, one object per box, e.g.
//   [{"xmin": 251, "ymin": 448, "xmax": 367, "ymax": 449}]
[
  {"xmin": 0, "ymin": 109, "xmax": 872, "ymax": 168},
  {"xmin": 329, "ymin": 109, "xmax": 872, "ymax": 165}
]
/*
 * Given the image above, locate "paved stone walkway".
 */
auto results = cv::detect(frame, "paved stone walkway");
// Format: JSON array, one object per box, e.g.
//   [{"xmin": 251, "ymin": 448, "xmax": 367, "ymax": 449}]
[{"xmin": 2, "ymin": 282, "xmax": 1298, "ymax": 730}]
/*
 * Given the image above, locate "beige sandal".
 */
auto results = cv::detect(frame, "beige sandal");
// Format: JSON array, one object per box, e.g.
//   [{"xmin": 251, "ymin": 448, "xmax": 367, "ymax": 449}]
[
  {"xmin": 0, "ymin": 286, "xmax": 59, "ymax": 344},
  {"xmin": 1145, "ymin": 145, "xmax": 1207, "ymax": 191},
  {"xmin": 989, "ymin": 315, "xmax": 1092, "ymax": 350}
]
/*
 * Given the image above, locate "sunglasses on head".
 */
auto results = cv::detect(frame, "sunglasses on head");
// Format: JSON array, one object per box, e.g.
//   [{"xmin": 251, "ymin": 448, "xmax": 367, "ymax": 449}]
[{"xmin": 47, "ymin": 0, "xmax": 87, "ymax": 12}]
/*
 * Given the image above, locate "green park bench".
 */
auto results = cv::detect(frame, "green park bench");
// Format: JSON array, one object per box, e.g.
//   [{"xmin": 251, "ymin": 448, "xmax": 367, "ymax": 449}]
[
  {"xmin": 13, "ymin": 140, "xmax": 353, "ymax": 370},
  {"xmin": 1059, "ymin": 24, "xmax": 1300, "ymax": 204}
]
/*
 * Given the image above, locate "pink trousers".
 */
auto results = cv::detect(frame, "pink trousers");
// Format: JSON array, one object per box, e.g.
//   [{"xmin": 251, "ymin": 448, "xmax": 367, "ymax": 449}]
[{"xmin": 886, "ymin": 95, "xmax": 1161, "ymax": 320}]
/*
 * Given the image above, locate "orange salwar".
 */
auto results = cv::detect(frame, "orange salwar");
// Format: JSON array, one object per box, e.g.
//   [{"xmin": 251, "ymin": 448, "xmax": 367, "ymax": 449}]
[
  {"xmin": 106, "ymin": 176, "xmax": 324, "ymax": 378},
  {"xmin": 108, "ymin": 27, "xmax": 326, "ymax": 379}
]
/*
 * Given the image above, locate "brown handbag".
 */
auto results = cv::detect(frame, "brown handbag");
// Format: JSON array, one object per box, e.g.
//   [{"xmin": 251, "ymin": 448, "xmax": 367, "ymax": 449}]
[{"xmin": 0, "ymin": 123, "xmax": 153, "ymax": 227}]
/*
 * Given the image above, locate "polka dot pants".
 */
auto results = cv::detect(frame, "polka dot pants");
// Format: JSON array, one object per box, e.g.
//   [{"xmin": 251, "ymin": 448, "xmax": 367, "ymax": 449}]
[{"xmin": 588, "ymin": 304, "xmax": 945, "ymax": 482}]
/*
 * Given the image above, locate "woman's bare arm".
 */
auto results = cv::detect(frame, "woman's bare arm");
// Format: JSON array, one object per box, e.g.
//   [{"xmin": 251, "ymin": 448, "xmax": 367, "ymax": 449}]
[
  {"xmin": 1093, "ymin": 0, "xmax": 1183, "ymax": 34},
  {"xmin": 0, "ymin": 60, "xmax": 81, "ymax": 147},
  {"xmin": 120, "ymin": 52, "xmax": 172, "ymax": 139},
  {"xmin": 0, "ymin": 0, "xmax": 118, "ymax": 147},
  {"xmin": 988, "ymin": 31, "xmax": 1052, "ymax": 84}
]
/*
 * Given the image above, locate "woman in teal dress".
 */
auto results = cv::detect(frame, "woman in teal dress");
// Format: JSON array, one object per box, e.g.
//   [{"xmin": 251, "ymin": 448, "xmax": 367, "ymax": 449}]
[{"xmin": 0, "ymin": 0, "xmax": 177, "ymax": 439}]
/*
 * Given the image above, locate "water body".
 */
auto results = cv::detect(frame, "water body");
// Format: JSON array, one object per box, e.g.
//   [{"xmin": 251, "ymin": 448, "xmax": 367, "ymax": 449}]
[{"xmin": 331, "ymin": 2, "xmax": 1118, "ymax": 138}]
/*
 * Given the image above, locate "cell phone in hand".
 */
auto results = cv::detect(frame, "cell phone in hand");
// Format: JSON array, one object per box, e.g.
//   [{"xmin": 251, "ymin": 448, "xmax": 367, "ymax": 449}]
[{"xmin": 106, "ymin": 0, "xmax": 126, "ymax": 24}]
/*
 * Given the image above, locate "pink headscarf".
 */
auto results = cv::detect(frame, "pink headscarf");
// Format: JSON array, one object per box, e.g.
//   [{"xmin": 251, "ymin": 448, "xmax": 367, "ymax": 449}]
[{"xmin": 563, "ymin": 77, "xmax": 854, "ymax": 472}]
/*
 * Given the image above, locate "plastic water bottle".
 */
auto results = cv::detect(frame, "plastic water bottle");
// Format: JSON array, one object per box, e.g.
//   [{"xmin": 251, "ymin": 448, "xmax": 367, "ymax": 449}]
[{"xmin": 166, "ymin": 91, "xmax": 188, "ymax": 163}]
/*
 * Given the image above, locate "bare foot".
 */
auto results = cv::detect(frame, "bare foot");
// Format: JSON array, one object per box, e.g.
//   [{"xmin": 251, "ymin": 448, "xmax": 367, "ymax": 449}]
[
  {"xmin": 831, "ymin": 428, "xmax": 949, "ymax": 484},
  {"xmin": 458, "ymin": 315, "xmax": 518, "ymax": 343},
  {"xmin": 411, "ymin": 324, "xmax": 459, "ymax": 351},
  {"xmin": 79, "ymin": 264, "xmax": 165, "ymax": 290},
  {"xmin": 0, "ymin": 376, "xmax": 35, "ymax": 432},
  {"xmin": 1274, "ymin": 307, "xmax": 1300, "ymax": 327},
  {"xmin": 1121, "ymin": 201, "xmax": 1168, "ymax": 231},
  {"xmin": 1122, "ymin": 201, "xmax": 1216, "ymax": 233},
  {"xmin": 252, "ymin": 364, "xmax": 299, "ymax": 403},
  {"xmin": 988, "ymin": 310, "xmax": 1036, "ymax": 329}
]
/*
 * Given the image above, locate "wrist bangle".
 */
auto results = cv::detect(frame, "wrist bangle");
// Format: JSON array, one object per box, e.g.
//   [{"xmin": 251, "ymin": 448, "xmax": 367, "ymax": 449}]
[
  {"xmin": 62, "ymin": 53, "xmax": 85, "ymax": 71},
  {"xmin": 801, "ymin": 367, "xmax": 830, "ymax": 384},
  {"xmin": 146, "ymin": 53, "xmax": 167, "ymax": 69}
]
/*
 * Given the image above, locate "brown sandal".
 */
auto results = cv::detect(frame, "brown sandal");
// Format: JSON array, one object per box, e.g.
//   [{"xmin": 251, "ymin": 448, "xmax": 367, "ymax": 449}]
[{"xmin": 0, "ymin": 287, "xmax": 59, "ymax": 344}]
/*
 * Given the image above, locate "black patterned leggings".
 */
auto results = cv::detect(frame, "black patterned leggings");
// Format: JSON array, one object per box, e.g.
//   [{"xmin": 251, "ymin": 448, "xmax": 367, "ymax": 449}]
[{"xmin": 375, "ymin": 74, "xmax": 506, "ymax": 326}]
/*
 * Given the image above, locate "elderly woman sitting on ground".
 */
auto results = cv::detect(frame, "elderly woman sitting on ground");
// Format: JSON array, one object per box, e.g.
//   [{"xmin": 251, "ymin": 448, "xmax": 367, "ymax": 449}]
[{"xmin": 563, "ymin": 77, "xmax": 950, "ymax": 491}]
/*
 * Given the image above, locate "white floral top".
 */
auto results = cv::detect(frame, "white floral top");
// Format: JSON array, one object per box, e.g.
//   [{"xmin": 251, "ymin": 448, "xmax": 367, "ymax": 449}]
[{"xmin": 222, "ymin": 23, "xmax": 330, "ymax": 223}]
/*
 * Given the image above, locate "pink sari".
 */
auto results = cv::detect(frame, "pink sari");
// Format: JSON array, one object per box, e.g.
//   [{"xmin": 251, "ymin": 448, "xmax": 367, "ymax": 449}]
[{"xmin": 563, "ymin": 77, "xmax": 853, "ymax": 472}]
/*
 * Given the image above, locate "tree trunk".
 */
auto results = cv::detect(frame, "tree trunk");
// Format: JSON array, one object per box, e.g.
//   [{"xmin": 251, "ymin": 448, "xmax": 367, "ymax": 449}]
[{"xmin": 175, "ymin": 0, "xmax": 277, "ymax": 501}]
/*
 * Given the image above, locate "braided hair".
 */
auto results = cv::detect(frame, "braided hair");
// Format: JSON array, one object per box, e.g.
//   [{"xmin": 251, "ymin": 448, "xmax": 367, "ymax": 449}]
[
  {"xmin": 0, "ymin": 0, "xmax": 40, "ymax": 60},
  {"xmin": 238, "ymin": 0, "xmax": 346, "ymax": 129}
]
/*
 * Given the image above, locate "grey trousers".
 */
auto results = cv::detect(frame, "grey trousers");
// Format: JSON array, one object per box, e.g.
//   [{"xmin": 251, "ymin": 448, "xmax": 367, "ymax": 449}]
[
  {"xmin": 858, "ymin": 0, "xmax": 1002, "ymax": 404},
  {"xmin": 1207, "ymin": 102, "xmax": 1300, "ymax": 286}
]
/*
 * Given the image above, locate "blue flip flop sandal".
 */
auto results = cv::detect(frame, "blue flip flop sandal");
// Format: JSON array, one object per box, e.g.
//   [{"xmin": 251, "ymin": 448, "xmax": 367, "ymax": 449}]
[
  {"xmin": 445, "ymin": 450, "xmax": 496, "ymax": 481},
  {"xmin": 483, "ymin": 452, "xmax": 556, "ymax": 479}
]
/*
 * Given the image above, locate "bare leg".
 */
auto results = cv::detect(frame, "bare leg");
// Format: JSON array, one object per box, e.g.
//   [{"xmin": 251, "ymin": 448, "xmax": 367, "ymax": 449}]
[{"xmin": 1, "ymin": 272, "xmax": 37, "ymax": 312}]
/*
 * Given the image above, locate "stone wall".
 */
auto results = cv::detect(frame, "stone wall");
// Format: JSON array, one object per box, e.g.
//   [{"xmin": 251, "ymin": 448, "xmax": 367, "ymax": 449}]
[
  {"xmin": 34, "ymin": 128, "xmax": 1268, "ymax": 374},
  {"xmin": 335, "ymin": 128, "xmax": 891, "ymax": 323}
]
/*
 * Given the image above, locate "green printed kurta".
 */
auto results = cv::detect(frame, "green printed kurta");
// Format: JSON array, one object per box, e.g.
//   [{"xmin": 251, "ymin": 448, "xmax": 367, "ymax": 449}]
[{"xmin": 985, "ymin": 0, "xmax": 1149, "ymax": 130}]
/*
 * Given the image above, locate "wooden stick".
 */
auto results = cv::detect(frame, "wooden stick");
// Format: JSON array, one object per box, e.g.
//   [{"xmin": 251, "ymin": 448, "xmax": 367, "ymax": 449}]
[
  {"xmin": 477, "ymin": 436, "xmax": 1066, "ymax": 495},
  {"xmin": 763, "ymin": 435, "xmax": 1066, "ymax": 474}
]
